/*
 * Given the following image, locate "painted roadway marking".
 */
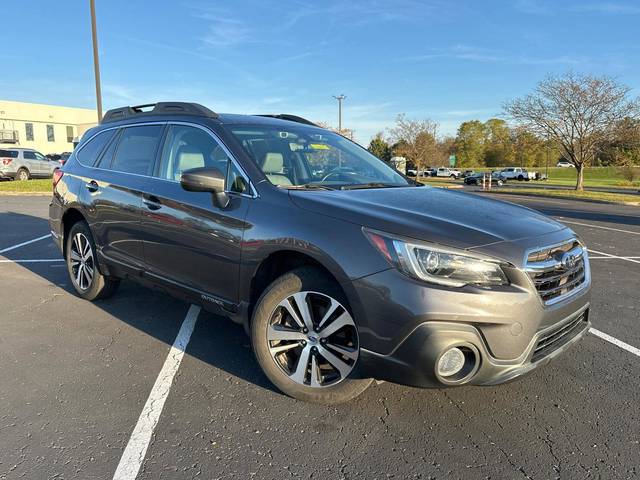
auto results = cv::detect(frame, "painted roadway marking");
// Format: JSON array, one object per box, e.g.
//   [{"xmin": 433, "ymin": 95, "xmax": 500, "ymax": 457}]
[
  {"xmin": 556, "ymin": 219, "xmax": 640, "ymax": 236},
  {"xmin": 589, "ymin": 256, "xmax": 640, "ymax": 260},
  {"xmin": 590, "ymin": 328, "xmax": 640, "ymax": 358},
  {"xmin": 112, "ymin": 304, "xmax": 200, "ymax": 480},
  {"xmin": 0, "ymin": 233, "xmax": 52, "ymax": 254},
  {"xmin": 588, "ymin": 249, "xmax": 640, "ymax": 265},
  {"xmin": 0, "ymin": 258, "xmax": 64, "ymax": 263}
]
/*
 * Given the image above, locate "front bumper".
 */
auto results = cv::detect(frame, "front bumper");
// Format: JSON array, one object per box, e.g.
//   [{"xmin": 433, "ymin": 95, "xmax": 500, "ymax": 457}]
[
  {"xmin": 346, "ymin": 242, "xmax": 591, "ymax": 387},
  {"xmin": 358, "ymin": 305, "xmax": 590, "ymax": 387}
]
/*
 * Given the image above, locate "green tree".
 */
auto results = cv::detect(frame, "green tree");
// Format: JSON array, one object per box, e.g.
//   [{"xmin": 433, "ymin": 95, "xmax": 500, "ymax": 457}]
[
  {"xmin": 484, "ymin": 118, "xmax": 514, "ymax": 167},
  {"xmin": 367, "ymin": 133, "xmax": 392, "ymax": 161},
  {"xmin": 455, "ymin": 120, "xmax": 485, "ymax": 167}
]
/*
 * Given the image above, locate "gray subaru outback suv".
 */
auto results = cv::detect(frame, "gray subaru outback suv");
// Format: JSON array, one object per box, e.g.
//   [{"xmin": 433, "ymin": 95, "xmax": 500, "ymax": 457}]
[{"xmin": 49, "ymin": 102, "xmax": 591, "ymax": 404}]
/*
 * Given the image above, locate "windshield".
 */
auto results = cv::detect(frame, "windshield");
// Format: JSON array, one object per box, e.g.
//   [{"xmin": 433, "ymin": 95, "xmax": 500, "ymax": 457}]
[{"xmin": 229, "ymin": 124, "xmax": 411, "ymax": 189}]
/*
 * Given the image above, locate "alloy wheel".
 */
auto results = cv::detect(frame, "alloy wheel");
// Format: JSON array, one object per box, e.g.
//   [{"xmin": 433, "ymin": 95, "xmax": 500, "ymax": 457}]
[
  {"xmin": 267, "ymin": 291, "xmax": 359, "ymax": 388},
  {"xmin": 69, "ymin": 233, "xmax": 95, "ymax": 291},
  {"xmin": 18, "ymin": 170, "xmax": 28, "ymax": 181}
]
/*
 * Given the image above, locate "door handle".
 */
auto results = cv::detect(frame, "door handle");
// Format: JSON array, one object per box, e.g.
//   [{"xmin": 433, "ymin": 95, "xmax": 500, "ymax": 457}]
[
  {"xmin": 142, "ymin": 195, "xmax": 162, "ymax": 211},
  {"xmin": 85, "ymin": 180, "xmax": 99, "ymax": 192}
]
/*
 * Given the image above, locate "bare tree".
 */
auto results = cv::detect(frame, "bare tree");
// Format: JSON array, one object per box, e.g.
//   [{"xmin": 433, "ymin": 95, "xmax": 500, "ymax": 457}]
[
  {"xmin": 504, "ymin": 73, "xmax": 639, "ymax": 190},
  {"xmin": 388, "ymin": 114, "xmax": 438, "ymax": 176},
  {"xmin": 315, "ymin": 121, "xmax": 355, "ymax": 140}
]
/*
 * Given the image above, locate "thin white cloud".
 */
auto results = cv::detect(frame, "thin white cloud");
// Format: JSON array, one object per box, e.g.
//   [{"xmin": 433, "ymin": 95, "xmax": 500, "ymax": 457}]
[
  {"xmin": 567, "ymin": 2, "xmax": 640, "ymax": 14},
  {"xmin": 402, "ymin": 45, "xmax": 587, "ymax": 66},
  {"xmin": 199, "ymin": 16, "xmax": 252, "ymax": 48}
]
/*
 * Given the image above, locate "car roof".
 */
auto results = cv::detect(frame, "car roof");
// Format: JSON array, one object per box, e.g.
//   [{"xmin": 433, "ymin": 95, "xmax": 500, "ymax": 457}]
[{"xmin": 0, "ymin": 147, "xmax": 35, "ymax": 152}]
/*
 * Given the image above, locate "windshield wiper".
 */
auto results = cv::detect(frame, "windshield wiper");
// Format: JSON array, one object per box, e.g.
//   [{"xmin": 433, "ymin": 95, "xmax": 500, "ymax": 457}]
[
  {"xmin": 285, "ymin": 183, "xmax": 335, "ymax": 191},
  {"xmin": 339, "ymin": 182, "xmax": 406, "ymax": 190}
]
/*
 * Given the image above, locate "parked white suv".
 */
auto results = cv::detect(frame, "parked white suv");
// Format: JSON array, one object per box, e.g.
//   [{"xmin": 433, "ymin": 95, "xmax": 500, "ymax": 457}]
[
  {"xmin": 0, "ymin": 148, "xmax": 58, "ymax": 180},
  {"xmin": 435, "ymin": 167, "xmax": 461, "ymax": 178},
  {"xmin": 556, "ymin": 161, "xmax": 574, "ymax": 168},
  {"xmin": 499, "ymin": 167, "xmax": 533, "ymax": 181}
]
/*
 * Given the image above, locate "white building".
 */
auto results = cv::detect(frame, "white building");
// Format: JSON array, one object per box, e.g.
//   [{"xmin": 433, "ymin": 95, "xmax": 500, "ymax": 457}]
[{"xmin": 0, "ymin": 100, "xmax": 98, "ymax": 154}]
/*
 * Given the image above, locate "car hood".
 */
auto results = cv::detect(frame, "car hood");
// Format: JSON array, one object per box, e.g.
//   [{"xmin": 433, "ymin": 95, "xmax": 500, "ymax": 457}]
[{"xmin": 289, "ymin": 186, "xmax": 567, "ymax": 250}]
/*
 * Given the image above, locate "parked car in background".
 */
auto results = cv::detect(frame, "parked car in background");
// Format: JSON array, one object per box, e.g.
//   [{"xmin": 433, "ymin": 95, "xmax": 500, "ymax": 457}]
[
  {"xmin": 0, "ymin": 148, "xmax": 58, "ymax": 180},
  {"xmin": 49, "ymin": 101, "xmax": 592, "ymax": 404},
  {"xmin": 461, "ymin": 169, "xmax": 475, "ymax": 178},
  {"xmin": 464, "ymin": 172, "xmax": 504, "ymax": 186},
  {"xmin": 406, "ymin": 169, "xmax": 417, "ymax": 177},
  {"xmin": 435, "ymin": 167, "xmax": 461, "ymax": 178},
  {"xmin": 499, "ymin": 167, "xmax": 534, "ymax": 181},
  {"xmin": 59, "ymin": 152, "xmax": 72, "ymax": 166},
  {"xmin": 557, "ymin": 160, "xmax": 574, "ymax": 168}
]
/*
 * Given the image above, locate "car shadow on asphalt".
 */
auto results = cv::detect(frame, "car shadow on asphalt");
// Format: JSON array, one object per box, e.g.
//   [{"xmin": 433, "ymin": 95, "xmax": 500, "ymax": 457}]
[{"xmin": 1, "ymin": 211, "xmax": 280, "ymax": 396}]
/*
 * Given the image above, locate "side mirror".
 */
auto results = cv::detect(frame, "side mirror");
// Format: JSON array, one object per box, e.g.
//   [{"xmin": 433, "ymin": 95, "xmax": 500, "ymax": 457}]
[{"xmin": 180, "ymin": 167, "xmax": 229, "ymax": 208}]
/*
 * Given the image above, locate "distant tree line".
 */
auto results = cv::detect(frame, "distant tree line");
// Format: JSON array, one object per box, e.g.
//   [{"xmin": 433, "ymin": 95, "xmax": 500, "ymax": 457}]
[{"xmin": 366, "ymin": 72, "xmax": 640, "ymax": 190}]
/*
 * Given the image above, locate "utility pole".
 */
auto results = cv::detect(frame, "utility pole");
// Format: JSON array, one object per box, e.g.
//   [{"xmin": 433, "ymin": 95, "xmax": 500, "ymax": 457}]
[
  {"xmin": 90, "ymin": 0, "xmax": 103, "ymax": 121},
  {"xmin": 333, "ymin": 94, "xmax": 346, "ymax": 133}
]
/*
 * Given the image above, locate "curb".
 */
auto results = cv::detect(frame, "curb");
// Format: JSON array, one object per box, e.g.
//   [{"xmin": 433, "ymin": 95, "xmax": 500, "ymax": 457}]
[
  {"xmin": 0, "ymin": 192, "xmax": 51, "ymax": 196},
  {"xmin": 481, "ymin": 189, "xmax": 640, "ymax": 207}
]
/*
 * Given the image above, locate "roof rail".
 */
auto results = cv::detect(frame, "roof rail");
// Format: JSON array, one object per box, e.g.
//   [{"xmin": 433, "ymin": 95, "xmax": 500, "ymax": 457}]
[
  {"xmin": 101, "ymin": 102, "xmax": 218, "ymax": 124},
  {"xmin": 255, "ymin": 114, "xmax": 318, "ymax": 126}
]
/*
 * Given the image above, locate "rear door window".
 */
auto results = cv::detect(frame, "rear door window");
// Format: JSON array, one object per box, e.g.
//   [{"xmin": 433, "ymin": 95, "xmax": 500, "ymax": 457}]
[
  {"xmin": 23, "ymin": 151, "xmax": 36, "ymax": 160},
  {"xmin": 110, "ymin": 125, "xmax": 163, "ymax": 176},
  {"xmin": 77, "ymin": 129, "xmax": 117, "ymax": 166}
]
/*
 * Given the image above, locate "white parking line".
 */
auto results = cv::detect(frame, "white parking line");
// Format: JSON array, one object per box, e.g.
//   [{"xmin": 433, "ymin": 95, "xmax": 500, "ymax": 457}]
[
  {"xmin": 590, "ymin": 328, "xmax": 640, "ymax": 358},
  {"xmin": 0, "ymin": 258, "xmax": 64, "ymax": 263},
  {"xmin": 112, "ymin": 304, "xmax": 200, "ymax": 480},
  {"xmin": 0, "ymin": 234, "xmax": 52, "ymax": 254},
  {"xmin": 556, "ymin": 219, "xmax": 640, "ymax": 236},
  {"xmin": 589, "ymin": 256, "xmax": 640, "ymax": 260},
  {"xmin": 588, "ymin": 249, "xmax": 640, "ymax": 265}
]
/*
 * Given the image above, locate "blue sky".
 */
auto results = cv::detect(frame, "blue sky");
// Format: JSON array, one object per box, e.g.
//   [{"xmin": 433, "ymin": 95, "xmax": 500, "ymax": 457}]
[{"xmin": 5, "ymin": 0, "xmax": 640, "ymax": 143}]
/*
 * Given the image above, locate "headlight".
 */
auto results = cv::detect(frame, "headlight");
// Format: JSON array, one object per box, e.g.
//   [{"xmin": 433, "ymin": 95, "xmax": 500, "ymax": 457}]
[{"xmin": 364, "ymin": 229, "xmax": 509, "ymax": 287}]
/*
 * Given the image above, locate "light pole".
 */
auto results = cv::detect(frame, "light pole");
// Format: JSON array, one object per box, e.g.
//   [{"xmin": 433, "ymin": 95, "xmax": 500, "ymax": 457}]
[
  {"xmin": 333, "ymin": 94, "xmax": 346, "ymax": 133},
  {"xmin": 90, "ymin": 0, "xmax": 103, "ymax": 121}
]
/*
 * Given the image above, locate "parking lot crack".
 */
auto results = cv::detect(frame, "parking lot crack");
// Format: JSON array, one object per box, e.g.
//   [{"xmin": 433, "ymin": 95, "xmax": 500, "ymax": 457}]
[{"xmin": 442, "ymin": 390, "xmax": 532, "ymax": 479}]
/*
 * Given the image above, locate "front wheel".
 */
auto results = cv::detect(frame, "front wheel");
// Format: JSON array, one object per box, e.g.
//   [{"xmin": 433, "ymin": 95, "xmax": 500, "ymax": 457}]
[
  {"xmin": 65, "ymin": 221, "xmax": 120, "ymax": 300},
  {"xmin": 251, "ymin": 267, "xmax": 372, "ymax": 404}
]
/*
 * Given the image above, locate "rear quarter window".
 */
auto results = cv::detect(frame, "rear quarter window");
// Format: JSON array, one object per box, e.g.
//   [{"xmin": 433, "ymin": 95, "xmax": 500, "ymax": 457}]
[
  {"xmin": 76, "ymin": 129, "xmax": 117, "ymax": 167},
  {"xmin": 0, "ymin": 150, "xmax": 19, "ymax": 158}
]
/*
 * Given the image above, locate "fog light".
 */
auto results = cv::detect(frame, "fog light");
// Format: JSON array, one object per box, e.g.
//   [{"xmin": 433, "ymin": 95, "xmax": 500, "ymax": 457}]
[{"xmin": 437, "ymin": 347, "xmax": 465, "ymax": 377}]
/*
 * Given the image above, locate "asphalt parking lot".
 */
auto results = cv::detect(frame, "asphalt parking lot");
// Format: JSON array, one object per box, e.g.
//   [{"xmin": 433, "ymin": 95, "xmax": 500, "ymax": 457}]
[{"xmin": 1, "ymin": 193, "xmax": 639, "ymax": 480}]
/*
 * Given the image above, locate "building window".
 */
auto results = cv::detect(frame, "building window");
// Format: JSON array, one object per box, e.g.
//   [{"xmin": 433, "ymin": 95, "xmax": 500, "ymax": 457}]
[
  {"xmin": 47, "ymin": 124, "xmax": 55, "ymax": 142},
  {"xmin": 66, "ymin": 125, "xmax": 74, "ymax": 143},
  {"xmin": 25, "ymin": 123, "xmax": 34, "ymax": 141}
]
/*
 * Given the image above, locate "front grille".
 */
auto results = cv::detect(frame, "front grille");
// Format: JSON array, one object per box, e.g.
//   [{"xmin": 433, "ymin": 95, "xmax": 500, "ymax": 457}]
[
  {"xmin": 532, "ymin": 310, "xmax": 588, "ymax": 362},
  {"xmin": 525, "ymin": 239, "xmax": 588, "ymax": 304}
]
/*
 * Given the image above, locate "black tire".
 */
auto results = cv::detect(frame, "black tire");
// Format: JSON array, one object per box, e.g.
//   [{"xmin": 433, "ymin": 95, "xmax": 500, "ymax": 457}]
[
  {"xmin": 17, "ymin": 168, "xmax": 30, "ymax": 181},
  {"xmin": 65, "ymin": 221, "xmax": 119, "ymax": 301},
  {"xmin": 251, "ymin": 267, "xmax": 372, "ymax": 404},
  {"xmin": 517, "ymin": 175, "xmax": 524, "ymax": 181}
]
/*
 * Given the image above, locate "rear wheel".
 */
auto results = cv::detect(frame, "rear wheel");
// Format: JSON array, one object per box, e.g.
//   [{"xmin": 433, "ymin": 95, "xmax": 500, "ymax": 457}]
[
  {"xmin": 65, "ymin": 221, "xmax": 119, "ymax": 300},
  {"xmin": 17, "ymin": 168, "xmax": 29, "ymax": 181},
  {"xmin": 251, "ymin": 267, "xmax": 372, "ymax": 404}
]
